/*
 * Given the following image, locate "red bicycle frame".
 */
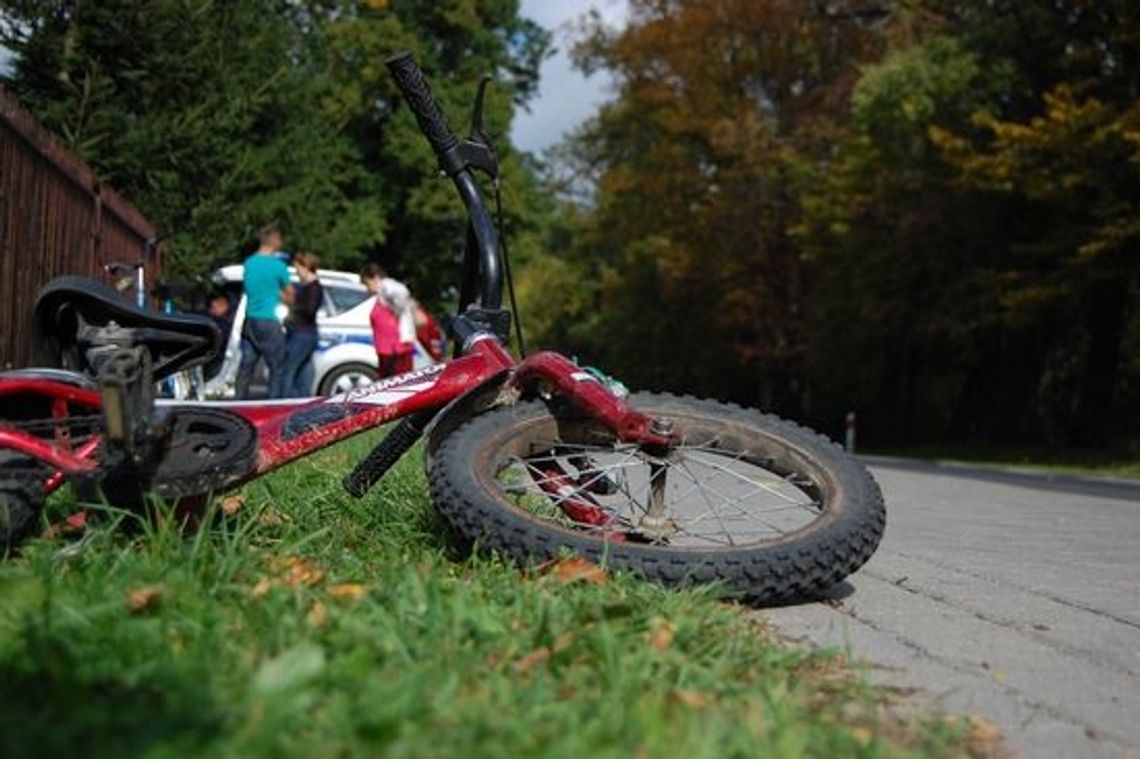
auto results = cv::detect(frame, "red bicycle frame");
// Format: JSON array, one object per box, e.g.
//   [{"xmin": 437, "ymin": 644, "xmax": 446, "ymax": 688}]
[
  {"xmin": 0, "ymin": 53, "xmax": 674, "ymax": 519},
  {"xmin": 0, "ymin": 337, "xmax": 670, "ymax": 498}
]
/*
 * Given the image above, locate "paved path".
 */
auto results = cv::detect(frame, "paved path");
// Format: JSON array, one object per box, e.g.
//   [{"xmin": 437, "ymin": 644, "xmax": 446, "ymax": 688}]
[{"xmin": 759, "ymin": 461, "xmax": 1140, "ymax": 758}]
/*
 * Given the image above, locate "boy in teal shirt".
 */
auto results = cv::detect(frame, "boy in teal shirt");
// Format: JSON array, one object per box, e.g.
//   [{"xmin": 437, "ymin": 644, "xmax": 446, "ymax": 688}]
[{"xmin": 237, "ymin": 225, "xmax": 293, "ymax": 398}]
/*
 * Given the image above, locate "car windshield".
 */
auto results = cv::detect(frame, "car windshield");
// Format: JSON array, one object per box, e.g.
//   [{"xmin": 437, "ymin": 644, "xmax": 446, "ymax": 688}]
[{"xmin": 325, "ymin": 284, "xmax": 370, "ymax": 313}]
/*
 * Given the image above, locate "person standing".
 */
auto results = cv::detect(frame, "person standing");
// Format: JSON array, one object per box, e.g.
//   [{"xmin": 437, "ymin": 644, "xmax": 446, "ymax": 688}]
[
  {"xmin": 202, "ymin": 292, "xmax": 234, "ymax": 381},
  {"xmin": 237, "ymin": 224, "xmax": 292, "ymax": 399},
  {"xmin": 361, "ymin": 263, "xmax": 414, "ymax": 378},
  {"xmin": 282, "ymin": 252, "xmax": 324, "ymax": 396}
]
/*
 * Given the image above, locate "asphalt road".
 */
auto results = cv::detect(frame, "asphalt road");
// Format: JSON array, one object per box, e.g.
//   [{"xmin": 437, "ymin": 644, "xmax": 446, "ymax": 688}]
[{"xmin": 759, "ymin": 460, "xmax": 1140, "ymax": 758}]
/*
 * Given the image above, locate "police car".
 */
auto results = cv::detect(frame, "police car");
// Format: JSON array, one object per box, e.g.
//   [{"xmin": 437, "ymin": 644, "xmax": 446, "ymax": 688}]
[{"xmin": 198, "ymin": 265, "xmax": 436, "ymax": 398}]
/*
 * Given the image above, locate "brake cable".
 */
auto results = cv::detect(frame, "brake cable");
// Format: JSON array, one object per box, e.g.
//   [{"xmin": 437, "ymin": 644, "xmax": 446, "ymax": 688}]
[{"xmin": 493, "ymin": 181, "xmax": 527, "ymax": 358}]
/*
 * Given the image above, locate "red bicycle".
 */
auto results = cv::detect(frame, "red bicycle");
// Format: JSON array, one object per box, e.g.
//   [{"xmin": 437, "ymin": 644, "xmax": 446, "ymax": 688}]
[{"xmin": 0, "ymin": 55, "xmax": 885, "ymax": 602}]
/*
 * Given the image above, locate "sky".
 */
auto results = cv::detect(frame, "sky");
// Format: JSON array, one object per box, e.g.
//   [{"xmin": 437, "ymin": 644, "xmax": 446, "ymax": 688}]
[{"xmin": 511, "ymin": 0, "xmax": 629, "ymax": 155}]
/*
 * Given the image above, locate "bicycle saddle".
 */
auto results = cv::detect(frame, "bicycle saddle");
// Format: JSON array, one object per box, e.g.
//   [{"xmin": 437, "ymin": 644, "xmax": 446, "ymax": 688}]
[{"xmin": 33, "ymin": 275, "xmax": 221, "ymax": 381}]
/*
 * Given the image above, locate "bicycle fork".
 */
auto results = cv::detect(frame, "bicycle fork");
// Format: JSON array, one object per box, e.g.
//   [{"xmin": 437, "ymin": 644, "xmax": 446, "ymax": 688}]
[{"xmin": 344, "ymin": 336, "xmax": 680, "ymax": 537}]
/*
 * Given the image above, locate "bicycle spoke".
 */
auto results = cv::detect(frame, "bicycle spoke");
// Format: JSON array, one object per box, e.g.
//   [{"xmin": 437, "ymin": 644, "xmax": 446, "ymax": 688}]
[
  {"xmin": 506, "ymin": 454, "xmax": 644, "ymax": 523},
  {"xmin": 493, "ymin": 424, "xmax": 831, "ymax": 550},
  {"xmin": 683, "ymin": 450, "xmax": 814, "ymax": 507},
  {"xmin": 513, "ymin": 453, "xmax": 643, "ymax": 494},
  {"xmin": 674, "ymin": 458, "xmax": 802, "ymax": 535},
  {"xmin": 660, "ymin": 463, "xmax": 789, "ymax": 543},
  {"xmin": 675, "ymin": 459, "xmax": 739, "ymax": 546}
]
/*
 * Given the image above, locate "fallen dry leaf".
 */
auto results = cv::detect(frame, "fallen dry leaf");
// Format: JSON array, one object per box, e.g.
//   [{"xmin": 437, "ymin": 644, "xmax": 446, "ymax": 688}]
[
  {"xmin": 539, "ymin": 556, "xmax": 609, "ymax": 585},
  {"xmin": 220, "ymin": 495, "xmax": 245, "ymax": 516},
  {"xmin": 251, "ymin": 577, "xmax": 276, "ymax": 597},
  {"xmin": 328, "ymin": 583, "xmax": 367, "ymax": 600},
  {"xmin": 552, "ymin": 631, "xmax": 574, "ymax": 653},
  {"xmin": 306, "ymin": 601, "xmax": 328, "ymax": 628},
  {"xmin": 127, "ymin": 584, "xmax": 165, "ymax": 615},
  {"xmin": 851, "ymin": 726, "xmax": 874, "ymax": 746},
  {"xmin": 648, "ymin": 618, "xmax": 675, "ymax": 652},
  {"xmin": 513, "ymin": 631, "xmax": 574, "ymax": 675},
  {"xmin": 670, "ymin": 689, "xmax": 709, "ymax": 709},
  {"xmin": 514, "ymin": 647, "xmax": 552, "ymax": 674},
  {"xmin": 256, "ymin": 508, "xmax": 291, "ymax": 527},
  {"xmin": 273, "ymin": 556, "xmax": 324, "ymax": 587}
]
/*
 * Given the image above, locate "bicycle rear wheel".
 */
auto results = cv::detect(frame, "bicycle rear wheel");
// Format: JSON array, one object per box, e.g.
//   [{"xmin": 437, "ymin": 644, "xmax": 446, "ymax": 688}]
[
  {"xmin": 428, "ymin": 393, "xmax": 885, "ymax": 601},
  {"xmin": 0, "ymin": 453, "xmax": 46, "ymax": 551}
]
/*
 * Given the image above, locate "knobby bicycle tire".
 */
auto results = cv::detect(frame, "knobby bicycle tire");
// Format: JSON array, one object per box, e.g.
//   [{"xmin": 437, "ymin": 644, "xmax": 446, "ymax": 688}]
[
  {"xmin": 0, "ymin": 452, "xmax": 46, "ymax": 551},
  {"xmin": 427, "ymin": 393, "xmax": 885, "ymax": 602}
]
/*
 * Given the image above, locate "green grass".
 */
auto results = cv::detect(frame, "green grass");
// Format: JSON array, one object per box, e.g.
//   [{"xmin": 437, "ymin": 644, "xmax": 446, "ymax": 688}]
[{"xmin": 1, "ymin": 432, "xmax": 970, "ymax": 758}]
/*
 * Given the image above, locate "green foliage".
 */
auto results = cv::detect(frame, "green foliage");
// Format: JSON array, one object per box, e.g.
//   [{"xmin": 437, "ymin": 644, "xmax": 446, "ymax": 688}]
[
  {"xmin": 525, "ymin": 0, "xmax": 1139, "ymax": 450},
  {"xmin": 851, "ymin": 36, "xmax": 988, "ymax": 148},
  {"xmin": 0, "ymin": 0, "xmax": 552, "ymax": 312},
  {"xmin": 855, "ymin": 1, "xmax": 1140, "ymax": 444},
  {"xmin": 306, "ymin": 0, "xmax": 553, "ymax": 305},
  {"xmin": 525, "ymin": 1, "xmax": 887, "ymax": 408},
  {"xmin": 2, "ymin": 0, "xmax": 378, "ymax": 275}
]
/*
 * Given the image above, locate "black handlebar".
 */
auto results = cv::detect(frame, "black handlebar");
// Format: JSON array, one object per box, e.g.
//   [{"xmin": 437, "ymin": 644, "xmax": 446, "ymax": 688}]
[
  {"xmin": 386, "ymin": 52, "xmax": 460, "ymax": 160},
  {"xmin": 385, "ymin": 52, "xmax": 505, "ymax": 321}
]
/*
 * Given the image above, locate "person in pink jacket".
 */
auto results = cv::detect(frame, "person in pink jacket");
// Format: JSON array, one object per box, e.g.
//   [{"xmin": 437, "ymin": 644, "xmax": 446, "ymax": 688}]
[{"xmin": 361, "ymin": 263, "xmax": 414, "ymax": 377}]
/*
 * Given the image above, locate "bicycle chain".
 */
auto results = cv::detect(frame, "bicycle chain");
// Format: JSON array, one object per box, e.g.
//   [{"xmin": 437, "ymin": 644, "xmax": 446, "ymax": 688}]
[{"xmin": 0, "ymin": 414, "xmax": 101, "ymax": 483}]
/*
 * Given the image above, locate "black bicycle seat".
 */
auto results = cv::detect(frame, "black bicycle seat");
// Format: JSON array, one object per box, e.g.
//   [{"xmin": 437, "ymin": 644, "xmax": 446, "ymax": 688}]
[{"xmin": 33, "ymin": 275, "xmax": 221, "ymax": 381}]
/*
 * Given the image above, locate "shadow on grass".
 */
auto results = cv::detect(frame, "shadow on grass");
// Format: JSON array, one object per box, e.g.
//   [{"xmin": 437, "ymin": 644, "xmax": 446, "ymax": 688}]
[{"xmin": 0, "ymin": 650, "xmax": 224, "ymax": 758}]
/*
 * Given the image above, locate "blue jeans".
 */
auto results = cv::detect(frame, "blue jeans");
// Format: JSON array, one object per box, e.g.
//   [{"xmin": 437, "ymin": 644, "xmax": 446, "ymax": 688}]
[
  {"xmin": 237, "ymin": 318, "xmax": 287, "ymax": 399},
  {"xmin": 283, "ymin": 329, "xmax": 318, "ymax": 397}
]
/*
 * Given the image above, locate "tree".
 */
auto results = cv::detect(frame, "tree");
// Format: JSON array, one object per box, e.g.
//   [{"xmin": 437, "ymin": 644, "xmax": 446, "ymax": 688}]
[
  {"xmin": 1, "ymin": 0, "xmax": 383, "ymax": 275},
  {"xmin": 295, "ymin": 0, "xmax": 552, "ymax": 307},
  {"xmin": 527, "ymin": 0, "xmax": 884, "ymax": 409},
  {"xmin": 798, "ymin": 0, "xmax": 1140, "ymax": 446},
  {"xmin": 1, "ymin": 0, "xmax": 552, "ymax": 314},
  {"xmin": 529, "ymin": 0, "xmax": 1139, "ymax": 450}
]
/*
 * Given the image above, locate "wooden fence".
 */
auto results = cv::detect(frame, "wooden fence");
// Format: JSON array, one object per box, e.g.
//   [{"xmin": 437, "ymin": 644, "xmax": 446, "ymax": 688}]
[{"xmin": 0, "ymin": 84, "xmax": 158, "ymax": 369}]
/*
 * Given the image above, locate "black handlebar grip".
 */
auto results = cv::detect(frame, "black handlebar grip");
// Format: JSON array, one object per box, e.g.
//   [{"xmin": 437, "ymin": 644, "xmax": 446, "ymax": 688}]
[{"xmin": 386, "ymin": 52, "xmax": 460, "ymax": 158}]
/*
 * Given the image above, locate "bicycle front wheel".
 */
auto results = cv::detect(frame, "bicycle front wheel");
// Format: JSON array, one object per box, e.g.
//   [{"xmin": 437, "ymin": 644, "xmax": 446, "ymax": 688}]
[{"xmin": 427, "ymin": 393, "xmax": 885, "ymax": 601}]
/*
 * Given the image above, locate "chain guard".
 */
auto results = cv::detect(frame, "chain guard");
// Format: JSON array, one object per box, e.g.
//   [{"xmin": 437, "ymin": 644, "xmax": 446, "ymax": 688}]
[
  {"xmin": 147, "ymin": 408, "xmax": 258, "ymax": 498},
  {"xmin": 92, "ymin": 408, "xmax": 258, "ymax": 501}
]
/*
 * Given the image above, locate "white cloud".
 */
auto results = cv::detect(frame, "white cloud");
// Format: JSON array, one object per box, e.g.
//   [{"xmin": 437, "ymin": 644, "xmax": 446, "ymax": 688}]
[{"xmin": 512, "ymin": 0, "xmax": 629, "ymax": 155}]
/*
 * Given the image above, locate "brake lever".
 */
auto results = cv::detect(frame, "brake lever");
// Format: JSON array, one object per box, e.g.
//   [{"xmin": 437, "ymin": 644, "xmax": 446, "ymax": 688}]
[{"xmin": 455, "ymin": 75, "xmax": 498, "ymax": 180}]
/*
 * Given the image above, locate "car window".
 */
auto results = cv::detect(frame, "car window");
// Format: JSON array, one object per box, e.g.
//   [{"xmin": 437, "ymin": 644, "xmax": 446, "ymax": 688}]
[
  {"xmin": 222, "ymin": 281, "xmax": 243, "ymax": 305},
  {"xmin": 325, "ymin": 285, "xmax": 370, "ymax": 313}
]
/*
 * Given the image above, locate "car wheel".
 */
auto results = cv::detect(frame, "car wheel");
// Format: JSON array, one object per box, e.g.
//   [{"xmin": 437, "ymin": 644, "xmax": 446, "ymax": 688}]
[{"xmin": 318, "ymin": 362, "xmax": 379, "ymax": 396}]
